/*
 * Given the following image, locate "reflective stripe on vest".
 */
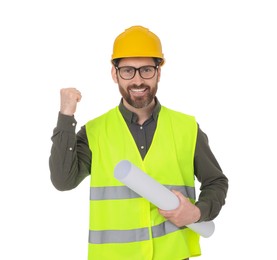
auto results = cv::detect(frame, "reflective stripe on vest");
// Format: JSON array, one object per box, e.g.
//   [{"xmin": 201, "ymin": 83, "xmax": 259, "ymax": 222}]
[
  {"xmin": 89, "ymin": 227, "xmax": 149, "ymax": 244},
  {"xmin": 90, "ymin": 185, "xmax": 196, "ymax": 201},
  {"xmin": 89, "ymin": 220, "xmax": 187, "ymax": 244}
]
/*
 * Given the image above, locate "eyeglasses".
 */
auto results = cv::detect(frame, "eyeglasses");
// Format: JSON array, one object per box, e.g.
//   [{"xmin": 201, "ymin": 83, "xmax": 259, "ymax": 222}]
[{"xmin": 116, "ymin": 65, "xmax": 158, "ymax": 80}]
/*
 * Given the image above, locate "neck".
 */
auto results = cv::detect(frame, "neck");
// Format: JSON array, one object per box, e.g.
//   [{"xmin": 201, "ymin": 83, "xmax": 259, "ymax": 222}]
[{"xmin": 123, "ymin": 99, "xmax": 155, "ymax": 125}]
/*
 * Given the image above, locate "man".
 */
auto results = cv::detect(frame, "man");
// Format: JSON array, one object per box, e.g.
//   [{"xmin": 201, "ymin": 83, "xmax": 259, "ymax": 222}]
[{"xmin": 49, "ymin": 25, "xmax": 228, "ymax": 259}]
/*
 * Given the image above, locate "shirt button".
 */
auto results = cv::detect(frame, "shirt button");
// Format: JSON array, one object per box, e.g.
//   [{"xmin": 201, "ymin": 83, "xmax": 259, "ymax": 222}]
[
  {"xmin": 69, "ymin": 147, "xmax": 73, "ymax": 151},
  {"xmin": 140, "ymin": 126, "xmax": 143, "ymax": 130},
  {"xmin": 140, "ymin": 146, "xmax": 145, "ymax": 150},
  {"xmin": 72, "ymin": 123, "xmax": 76, "ymax": 126}
]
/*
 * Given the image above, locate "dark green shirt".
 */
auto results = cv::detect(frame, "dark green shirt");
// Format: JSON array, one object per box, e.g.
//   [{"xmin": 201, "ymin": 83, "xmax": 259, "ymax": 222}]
[{"xmin": 49, "ymin": 99, "xmax": 228, "ymax": 222}]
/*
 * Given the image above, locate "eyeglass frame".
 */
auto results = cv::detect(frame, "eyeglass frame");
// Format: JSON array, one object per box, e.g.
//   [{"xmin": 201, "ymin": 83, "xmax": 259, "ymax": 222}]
[{"xmin": 115, "ymin": 65, "xmax": 159, "ymax": 80}]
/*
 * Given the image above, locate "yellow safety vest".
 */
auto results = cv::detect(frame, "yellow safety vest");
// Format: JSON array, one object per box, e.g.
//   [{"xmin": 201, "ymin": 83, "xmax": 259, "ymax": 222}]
[{"xmin": 86, "ymin": 106, "xmax": 201, "ymax": 260}]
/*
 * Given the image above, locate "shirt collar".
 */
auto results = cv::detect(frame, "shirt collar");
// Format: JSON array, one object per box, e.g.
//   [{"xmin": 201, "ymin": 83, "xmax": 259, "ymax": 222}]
[{"xmin": 119, "ymin": 97, "xmax": 161, "ymax": 124}]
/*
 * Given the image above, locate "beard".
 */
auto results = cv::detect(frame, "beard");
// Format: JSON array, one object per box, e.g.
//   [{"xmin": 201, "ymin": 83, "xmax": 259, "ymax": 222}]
[{"xmin": 119, "ymin": 83, "xmax": 158, "ymax": 109}]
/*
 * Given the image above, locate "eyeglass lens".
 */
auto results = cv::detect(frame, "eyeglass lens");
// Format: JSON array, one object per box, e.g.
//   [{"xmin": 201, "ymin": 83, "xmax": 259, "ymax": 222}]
[{"xmin": 118, "ymin": 66, "xmax": 157, "ymax": 80}]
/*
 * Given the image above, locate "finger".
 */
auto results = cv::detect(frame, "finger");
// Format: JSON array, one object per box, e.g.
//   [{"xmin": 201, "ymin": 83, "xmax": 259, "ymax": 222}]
[
  {"xmin": 171, "ymin": 190, "xmax": 180, "ymax": 196},
  {"xmin": 171, "ymin": 190, "xmax": 186, "ymax": 202},
  {"xmin": 76, "ymin": 93, "xmax": 82, "ymax": 102}
]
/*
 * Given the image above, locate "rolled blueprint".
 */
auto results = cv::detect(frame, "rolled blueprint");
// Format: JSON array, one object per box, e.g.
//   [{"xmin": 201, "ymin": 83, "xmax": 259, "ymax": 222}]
[{"xmin": 114, "ymin": 160, "xmax": 215, "ymax": 238}]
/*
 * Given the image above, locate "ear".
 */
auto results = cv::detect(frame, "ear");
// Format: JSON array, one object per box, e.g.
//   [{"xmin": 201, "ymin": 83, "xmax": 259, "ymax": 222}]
[
  {"xmin": 111, "ymin": 66, "xmax": 118, "ymax": 83},
  {"xmin": 157, "ymin": 66, "xmax": 161, "ymax": 82}
]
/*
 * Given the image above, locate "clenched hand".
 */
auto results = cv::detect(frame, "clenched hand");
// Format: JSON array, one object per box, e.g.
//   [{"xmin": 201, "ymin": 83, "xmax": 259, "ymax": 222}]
[{"xmin": 60, "ymin": 88, "xmax": 82, "ymax": 116}]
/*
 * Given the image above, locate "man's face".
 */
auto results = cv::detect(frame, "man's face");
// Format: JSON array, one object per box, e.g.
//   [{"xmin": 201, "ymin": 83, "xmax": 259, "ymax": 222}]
[{"xmin": 112, "ymin": 57, "xmax": 161, "ymax": 109}]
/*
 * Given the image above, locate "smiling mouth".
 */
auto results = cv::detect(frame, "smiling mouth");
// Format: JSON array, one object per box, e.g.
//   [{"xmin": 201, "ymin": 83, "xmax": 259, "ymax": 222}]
[{"xmin": 130, "ymin": 88, "xmax": 147, "ymax": 93}]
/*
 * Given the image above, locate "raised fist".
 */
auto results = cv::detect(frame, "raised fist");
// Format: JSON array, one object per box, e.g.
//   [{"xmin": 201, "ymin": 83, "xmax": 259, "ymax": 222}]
[{"xmin": 60, "ymin": 88, "xmax": 82, "ymax": 116}]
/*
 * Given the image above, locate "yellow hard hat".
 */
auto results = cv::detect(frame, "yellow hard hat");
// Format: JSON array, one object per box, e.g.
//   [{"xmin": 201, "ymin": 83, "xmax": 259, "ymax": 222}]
[{"xmin": 111, "ymin": 25, "xmax": 165, "ymax": 65}]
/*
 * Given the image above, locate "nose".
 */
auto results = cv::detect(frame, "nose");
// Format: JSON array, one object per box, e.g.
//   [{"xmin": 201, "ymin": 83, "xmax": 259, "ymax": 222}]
[{"xmin": 131, "ymin": 69, "xmax": 145, "ymax": 84}]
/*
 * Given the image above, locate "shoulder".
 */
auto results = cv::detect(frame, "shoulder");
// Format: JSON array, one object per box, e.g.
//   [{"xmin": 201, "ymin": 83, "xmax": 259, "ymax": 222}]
[
  {"xmin": 160, "ymin": 106, "xmax": 196, "ymax": 123},
  {"xmin": 86, "ymin": 107, "xmax": 119, "ymax": 127}
]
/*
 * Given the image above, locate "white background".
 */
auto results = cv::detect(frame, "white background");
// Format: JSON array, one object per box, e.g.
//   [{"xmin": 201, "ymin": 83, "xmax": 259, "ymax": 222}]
[{"xmin": 0, "ymin": 0, "xmax": 276, "ymax": 259}]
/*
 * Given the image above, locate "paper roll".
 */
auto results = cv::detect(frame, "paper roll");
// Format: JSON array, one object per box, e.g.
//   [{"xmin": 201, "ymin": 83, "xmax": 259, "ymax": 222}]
[{"xmin": 114, "ymin": 160, "xmax": 215, "ymax": 238}]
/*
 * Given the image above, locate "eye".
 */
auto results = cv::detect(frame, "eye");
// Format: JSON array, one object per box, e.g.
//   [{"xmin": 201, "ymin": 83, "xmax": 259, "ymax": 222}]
[
  {"xmin": 141, "ymin": 66, "xmax": 154, "ymax": 73},
  {"xmin": 121, "ymin": 67, "xmax": 134, "ymax": 74}
]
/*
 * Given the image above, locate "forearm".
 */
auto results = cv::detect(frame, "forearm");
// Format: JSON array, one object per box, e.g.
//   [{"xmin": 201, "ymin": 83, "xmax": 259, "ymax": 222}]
[
  {"xmin": 195, "ymin": 174, "xmax": 228, "ymax": 222},
  {"xmin": 49, "ymin": 112, "xmax": 91, "ymax": 191},
  {"xmin": 194, "ymin": 126, "xmax": 229, "ymax": 222}
]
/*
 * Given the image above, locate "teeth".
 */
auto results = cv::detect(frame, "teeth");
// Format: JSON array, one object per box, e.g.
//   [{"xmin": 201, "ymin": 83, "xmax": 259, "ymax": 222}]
[{"xmin": 131, "ymin": 88, "xmax": 145, "ymax": 92}]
